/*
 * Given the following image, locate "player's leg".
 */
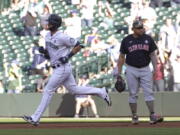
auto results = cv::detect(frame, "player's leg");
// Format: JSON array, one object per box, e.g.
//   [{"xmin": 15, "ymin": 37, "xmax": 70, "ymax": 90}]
[
  {"xmin": 139, "ymin": 66, "xmax": 154, "ymax": 113},
  {"xmin": 140, "ymin": 66, "xmax": 163, "ymax": 124},
  {"xmin": 23, "ymin": 66, "xmax": 70, "ymax": 124},
  {"xmin": 125, "ymin": 65, "xmax": 140, "ymax": 124},
  {"xmin": 63, "ymin": 72, "xmax": 111, "ymax": 106}
]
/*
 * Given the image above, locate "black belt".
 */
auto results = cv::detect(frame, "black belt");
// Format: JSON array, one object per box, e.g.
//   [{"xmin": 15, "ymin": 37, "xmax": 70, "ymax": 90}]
[
  {"xmin": 51, "ymin": 64, "xmax": 61, "ymax": 69},
  {"xmin": 129, "ymin": 65, "xmax": 148, "ymax": 68}
]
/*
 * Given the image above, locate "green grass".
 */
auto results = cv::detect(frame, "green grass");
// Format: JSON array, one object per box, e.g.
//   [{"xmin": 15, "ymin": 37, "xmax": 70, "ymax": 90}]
[
  {"xmin": 0, "ymin": 128, "xmax": 179, "ymax": 135},
  {"xmin": 0, "ymin": 117, "xmax": 180, "ymax": 123}
]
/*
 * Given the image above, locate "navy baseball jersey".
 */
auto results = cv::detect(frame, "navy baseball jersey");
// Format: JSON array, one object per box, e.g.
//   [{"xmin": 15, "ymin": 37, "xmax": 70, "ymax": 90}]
[{"xmin": 120, "ymin": 34, "xmax": 157, "ymax": 68}]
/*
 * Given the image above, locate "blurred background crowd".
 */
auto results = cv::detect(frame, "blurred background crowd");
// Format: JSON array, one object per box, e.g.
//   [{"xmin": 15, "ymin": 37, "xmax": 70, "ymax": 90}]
[{"xmin": 0, "ymin": 0, "xmax": 180, "ymax": 94}]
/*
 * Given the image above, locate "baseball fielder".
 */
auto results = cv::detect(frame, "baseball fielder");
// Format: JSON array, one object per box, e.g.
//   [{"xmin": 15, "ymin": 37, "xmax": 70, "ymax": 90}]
[
  {"xmin": 116, "ymin": 20, "xmax": 163, "ymax": 124},
  {"xmin": 22, "ymin": 14, "xmax": 111, "ymax": 126}
]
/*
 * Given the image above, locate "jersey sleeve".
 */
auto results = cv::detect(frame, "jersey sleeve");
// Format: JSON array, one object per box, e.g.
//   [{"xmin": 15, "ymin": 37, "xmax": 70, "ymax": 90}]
[
  {"xmin": 149, "ymin": 37, "xmax": 157, "ymax": 53},
  {"xmin": 120, "ymin": 38, "xmax": 126, "ymax": 54},
  {"xmin": 61, "ymin": 34, "xmax": 77, "ymax": 47}
]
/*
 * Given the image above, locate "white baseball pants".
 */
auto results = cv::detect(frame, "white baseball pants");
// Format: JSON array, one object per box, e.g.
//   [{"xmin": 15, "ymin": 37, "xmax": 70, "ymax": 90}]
[
  {"xmin": 31, "ymin": 64, "xmax": 106, "ymax": 122},
  {"xmin": 125, "ymin": 65, "xmax": 154, "ymax": 103}
]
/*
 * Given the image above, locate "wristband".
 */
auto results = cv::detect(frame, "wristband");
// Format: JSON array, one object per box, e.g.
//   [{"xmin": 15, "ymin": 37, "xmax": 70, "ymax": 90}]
[{"xmin": 68, "ymin": 52, "xmax": 75, "ymax": 58}]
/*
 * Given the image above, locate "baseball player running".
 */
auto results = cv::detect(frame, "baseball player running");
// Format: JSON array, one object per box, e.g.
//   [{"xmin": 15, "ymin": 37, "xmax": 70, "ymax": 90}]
[
  {"xmin": 116, "ymin": 20, "xmax": 163, "ymax": 124},
  {"xmin": 22, "ymin": 14, "xmax": 111, "ymax": 126}
]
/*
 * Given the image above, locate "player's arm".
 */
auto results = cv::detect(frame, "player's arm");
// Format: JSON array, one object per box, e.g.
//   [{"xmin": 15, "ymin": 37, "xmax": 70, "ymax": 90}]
[
  {"xmin": 149, "ymin": 37, "xmax": 158, "ymax": 71},
  {"xmin": 59, "ymin": 41, "xmax": 84, "ymax": 64},
  {"xmin": 117, "ymin": 53, "xmax": 125, "ymax": 74},
  {"xmin": 67, "ymin": 41, "xmax": 84, "ymax": 58},
  {"xmin": 149, "ymin": 50, "xmax": 157, "ymax": 71}
]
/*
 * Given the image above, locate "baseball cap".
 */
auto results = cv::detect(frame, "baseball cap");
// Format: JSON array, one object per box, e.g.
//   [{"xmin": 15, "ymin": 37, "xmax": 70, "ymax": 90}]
[
  {"xmin": 70, "ymin": 10, "xmax": 78, "ymax": 14},
  {"xmin": 132, "ymin": 20, "xmax": 144, "ymax": 29}
]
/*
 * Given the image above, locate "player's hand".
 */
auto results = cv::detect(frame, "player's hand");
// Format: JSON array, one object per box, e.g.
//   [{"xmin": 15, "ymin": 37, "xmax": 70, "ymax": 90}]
[
  {"xmin": 112, "ymin": 67, "xmax": 119, "ymax": 77},
  {"xmin": 59, "ymin": 56, "xmax": 69, "ymax": 64},
  {"xmin": 39, "ymin": 47, "xmax": 45, "ymax": 54}
]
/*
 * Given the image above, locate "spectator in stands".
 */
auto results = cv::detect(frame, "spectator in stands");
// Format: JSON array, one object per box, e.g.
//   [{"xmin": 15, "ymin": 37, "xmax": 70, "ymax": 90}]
[
  {"xmin": 39, "ymin": 4, "xmax": 52, "ymax": 39},
  {"xmin": 171, "ymin": 0, "xmax": 180, "ymax": 7},
  {"xmin": 78, "ymin": 75, "xmax": 89, "ymax": 86},
  {"xmin": 74, "ymin": 95, "xmax": 99, "ymax": 118},
  {"xmin": 10, "ymin": 0, "xmax": 26, "ymax": 12},
  {"xmin": 153, "ymin": 50, "xmax": 165, "ymax": 92},
  {"xmin": 163, "ymin": 49, "xmax": 174, "ymax": 91},
  {"xmin": 21, "ymin": 10, "xmax": 38, "ymax": 36},
  {"xmin": 139, "ymin": 0, "xmax": 157, "ymax": 34},
  {"xmin": 28, "ymin": 0, "xmax": 47, "ymax": 15},
  {"xmin": 150, "ymin": 0, "xmax": 163, "ymax": 7},
  {"xmin": 0, "ymin": 80, "xmax": 5, "ymax": 93},
  {"xmin": 7, "ymin": 60, "xmax": 23, "ymax": 94},
  {"xmin": 82, "ymin": 27, "xmax": 100, "ymax": 57},
  {"xmin": 64, "ymin": 10, "xmax": 81, "ymax": 39},
  {"xmin": 39, "ymin": 4, "xmax": 52, "ymax": 30},
  {"xmin": 160, "ymin": 18, "xmax": 177, "ymax": 51},
  {"xmin": 98, "ymin": 0, "xmax": 114, "ymax": 30},
  {"xmin": 74, "ymin": 75, "xmax": 99, "ymax": 118},
  {"xmin": 19, "ymin": 0, "xmax": 50, "ymax": 29},
  {"xmin": 172, "ymin": 54, "xmax": 180, "ymax": 92},
  {"xmin": 125, "ymin": 1, "xmax": 142, "ymax": 34},
  {"xmin": 97, "ymin": 0, "xmax": 113, "ymax": 16},
  {"xmin": 90, "ymin": 36, "xmax": 108, "ymax": 54},
  {"xmin": 20, "ymin": 0, "xmax": 50, "ymax": 18},
  {"xmin": 80, "ymin": 0, "xmax": 96, "ymax": 27},
  {"xmin": 175, "ymin": 13, "xmax": 180, "ymax": 48},
  {"xmin": 71, "ymin": 0, "xmax": 81, "ymax": 5},
  {"xmin": 3, "ymin": 62, "xmax": 10, "ymax": 90},
  {"xmin": 84, "ymin": 27, "xmax": 99, "ymax": 46},
  {"xmin": 20, "ymin": 0, "xmax": 30, "ymax": 18},
  {"xmin": 106, "ymin": 35, "xmax": 120, "ymax": 68}
]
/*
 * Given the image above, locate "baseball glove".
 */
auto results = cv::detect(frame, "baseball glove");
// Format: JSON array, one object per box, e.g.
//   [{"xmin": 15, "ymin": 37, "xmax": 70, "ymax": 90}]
[{"xmin": 115, "ymin": 75, "xmax": 126, "ymax": 93}]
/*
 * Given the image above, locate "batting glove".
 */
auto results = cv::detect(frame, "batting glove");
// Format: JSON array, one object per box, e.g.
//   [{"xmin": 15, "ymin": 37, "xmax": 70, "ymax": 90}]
[{"xmin": 59, "ymin": 56, "xmax": 69, "ymax": 64}]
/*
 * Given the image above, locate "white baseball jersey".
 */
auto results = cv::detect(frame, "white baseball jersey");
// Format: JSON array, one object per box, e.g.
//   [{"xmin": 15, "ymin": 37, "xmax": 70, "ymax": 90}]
[
  {"xmin": 30, "ymin": 30, "xmax": 108, "ymax": 122},
  {"xmin": 45, "ymin": 31, "xmax": 77, "ymax": 65}
]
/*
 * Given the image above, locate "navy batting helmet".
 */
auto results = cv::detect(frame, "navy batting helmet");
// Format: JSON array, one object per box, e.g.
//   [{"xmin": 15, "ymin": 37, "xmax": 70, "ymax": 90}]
[{"xmin": 47, "ymin": 14, "xmax": 62, "ymax": 31}]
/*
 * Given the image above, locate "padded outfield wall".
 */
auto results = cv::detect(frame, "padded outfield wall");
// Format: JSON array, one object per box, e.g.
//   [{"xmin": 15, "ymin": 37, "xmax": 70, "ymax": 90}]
[{"xmin": 0, "ymin": 92, "xmax": 179, "ymax": 117}]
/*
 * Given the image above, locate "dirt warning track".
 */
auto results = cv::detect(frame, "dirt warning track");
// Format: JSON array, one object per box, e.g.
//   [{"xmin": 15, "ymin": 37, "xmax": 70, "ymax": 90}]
[{"xmin": 0, "ymin": 122, "xmax": 179, "ymax": 129}]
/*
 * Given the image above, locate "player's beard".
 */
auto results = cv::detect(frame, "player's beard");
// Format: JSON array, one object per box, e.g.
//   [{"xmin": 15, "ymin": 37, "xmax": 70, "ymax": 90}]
[
  {"xmin": 47, "ymin": 24, "xmax": 58, "ymax": 32},
  {"xmin": 136, "ymin": 30, "xmax": 145, "ymax": 37}
]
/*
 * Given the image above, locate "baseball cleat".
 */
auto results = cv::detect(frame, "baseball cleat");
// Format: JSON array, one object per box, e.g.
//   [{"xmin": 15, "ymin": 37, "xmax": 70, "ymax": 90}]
[
  {"xmin": 132, "ymin": 115, "xmax": 139, "ymax": 125},
  {"xmin": 74, "ymin": 114, "xmax": 79, "ymax": 118},
  {"xmin": 104, "ymin": 88, "xmax": 112, "ymax": 106},
  {"xmin": 149, "ymin": 114, "xmax": 163, "ymax": 124},
  {"xmin": 22, "ymin": 115, "xmax": 39, "ymax": 126}
]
